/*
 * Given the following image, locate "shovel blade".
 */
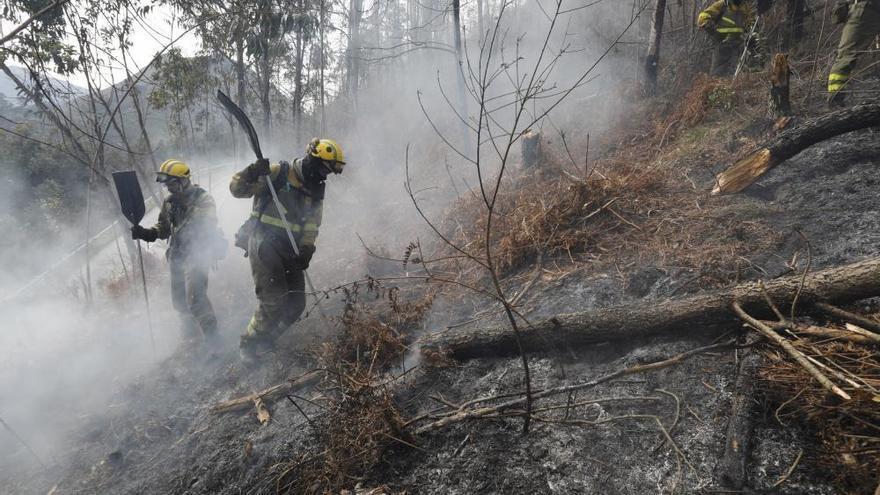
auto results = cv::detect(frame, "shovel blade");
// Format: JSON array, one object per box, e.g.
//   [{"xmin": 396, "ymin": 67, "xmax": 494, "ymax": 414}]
[{"xmin": 112, "ymin": 171, "xmax": 146, "ymax": 225}]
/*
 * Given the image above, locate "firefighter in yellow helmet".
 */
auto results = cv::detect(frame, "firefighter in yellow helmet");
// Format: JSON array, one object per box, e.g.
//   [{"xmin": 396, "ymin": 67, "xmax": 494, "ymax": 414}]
[
  {"xmin": 230, "ymin": 138, "xmax": 345, "ymax": 363},
  {"xmin": 131, "ymin": 159, "xmax": 225, "ymax": 344},
  {"xmin": 698, "ymin": 0, "xmax": 755, "ymax": 76},
  {"xmin": 827, "ymin": 0, "xmax": 880, "ymax": 107}
]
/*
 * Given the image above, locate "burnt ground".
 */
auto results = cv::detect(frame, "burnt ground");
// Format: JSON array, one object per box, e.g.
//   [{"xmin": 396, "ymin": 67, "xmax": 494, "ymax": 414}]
[{"xmin": 4, "ymin": 110, "xmax": 880, "ymax": 494}]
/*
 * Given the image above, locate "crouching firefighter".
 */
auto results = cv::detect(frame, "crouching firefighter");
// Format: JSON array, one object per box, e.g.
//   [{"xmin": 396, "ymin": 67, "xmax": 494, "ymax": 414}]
[
  {"xmin": 230, "ymin": 138, "xmax": 345, "ymax": 363},
  {"xmin": 131, "ymin": 159, "xmax": 226, "ymax": 343},
  {"xmin": 698, "ymin": 0, "xmax": 756, "ymax": 76}
]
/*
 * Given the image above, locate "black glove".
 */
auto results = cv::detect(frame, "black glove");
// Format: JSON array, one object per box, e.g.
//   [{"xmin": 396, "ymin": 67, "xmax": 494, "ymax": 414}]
[
  {"xmin": 246, "ymin": 158, "xmax": 270, "ymax": 181},
  {"xmin": 832, "ymin": 0, "xmax": 849, "ymax": 24},
  {"xmin": 131, "ymin": 224, "xmax": 158, "ymax": 242},
  {"xmin": 293, "ymin": 244, "xmax": 315, "ymax": 270}
]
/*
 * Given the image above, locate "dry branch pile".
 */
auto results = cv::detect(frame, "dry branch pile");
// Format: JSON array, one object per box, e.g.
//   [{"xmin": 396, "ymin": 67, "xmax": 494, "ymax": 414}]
[
  {"xmin": 756, "ymin": 312, "xmax": 880, "ymax": 491},
  {"xmin": 730, "ymin": 288, "xmax": 880, "ymax": 492},
  {"xmin": 275, "ymin": 283, "xmax": 433, "ymax": 494}
]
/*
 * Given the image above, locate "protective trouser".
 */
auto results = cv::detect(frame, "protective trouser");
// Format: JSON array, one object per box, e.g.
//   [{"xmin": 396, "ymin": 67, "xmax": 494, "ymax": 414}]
[
  {"xmin": 829, "ymin": 0, "xmax": 880, "ymax": 94},
  {"xmin": 710, "ymin": 39, "xmax": 742, "ymax": 76},
  {"xmin": 169, "ymin": 258, "xmax": 217, "ymax": 338},
  {"xmin": 244, "ymin": 227, "xmax": 307, "ymax": 345}
]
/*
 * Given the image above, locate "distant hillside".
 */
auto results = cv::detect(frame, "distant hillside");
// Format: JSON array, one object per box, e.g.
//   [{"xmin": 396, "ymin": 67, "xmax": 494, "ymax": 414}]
[{"xmin": 0, "ymin": 65, "xmax": 85, "ymax": 105}]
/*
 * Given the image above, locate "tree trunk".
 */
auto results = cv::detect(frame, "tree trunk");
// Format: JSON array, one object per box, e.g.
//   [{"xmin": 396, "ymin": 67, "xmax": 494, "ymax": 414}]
[
  {"xmin": 785, "ymin": 0, "xmax": 806, "ymax": 47},
  {"xmin": 477, "ymin": 0, "xmax": 484, "ymax": 41},
  {"xmin": 420, "ymin": 256, "xmax": 880, "ymax": 360},
  {"xmin": 713, "ymin": 102, "xmax": 880, "ymax": 195},
  {"xmin": 347, "ymin": 0, "xmax": 362, "ymax": 109},
  {"xmin": 718, "ymin": 350, "xmax": 760, "ymax": 489},
  {"xmin": 320, "ymin": 0, "xmax": 328, "ymax": 134},
  {"xmin": 643, "ymin": 0, "xmax": 667, "ymax": 96},
  {"xmin": 769, "ymin": 53, "xmax": 792, "ymax": 118}
]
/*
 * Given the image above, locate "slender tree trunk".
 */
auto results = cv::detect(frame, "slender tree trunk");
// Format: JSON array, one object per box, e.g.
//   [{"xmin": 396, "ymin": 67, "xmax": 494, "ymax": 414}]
[
  {"xmin": 347, "ymin": 0, "xmax": 362, "ymax": 110},
  {"xmin": 785, "ymin": 0, "xmax": 807, "ymax": 48},
  {"xmin": 477, "ymin": 0, "xmax": 484, "ymax": 41},
  {"xmin": 643, "ymin": 0, "xmax": 667, "ymax": 96},
  {"xmin": 319, "ymin": 0, "xmax": 326, "ymax": 134}
]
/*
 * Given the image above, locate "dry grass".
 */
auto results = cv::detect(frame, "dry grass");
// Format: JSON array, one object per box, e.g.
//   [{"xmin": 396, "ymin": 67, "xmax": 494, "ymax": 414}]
[{"xmin": 435, "ymin": 83, "xmax": 781, "ymax": 291}]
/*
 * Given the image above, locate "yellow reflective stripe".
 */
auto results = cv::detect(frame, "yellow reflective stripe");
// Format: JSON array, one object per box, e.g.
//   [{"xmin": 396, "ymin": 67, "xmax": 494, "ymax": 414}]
[
  {"xmin": 246, "ymin": 316, "xmax": 258, "ymax": 336},
  {"xmin": 719, "ymin": 16, "xmax": 739, "ymax": 26},
  {"xmin": 258, "ymin": 214, "xmax": 303, "ymax": 232},
  {"xmin": 303, "ymin": 223, "xmax": 319, "ymax": 231},
  {"xmin": 828, "ymin": 83, "xmax": 845, "ymax": 92},
  {"xmin": 828, "ymin": 73, "xmax": 849, "ymax": 82},
  {"xmin": 716, "ymin": 27, "xmax": 744, "ymax": 33}
]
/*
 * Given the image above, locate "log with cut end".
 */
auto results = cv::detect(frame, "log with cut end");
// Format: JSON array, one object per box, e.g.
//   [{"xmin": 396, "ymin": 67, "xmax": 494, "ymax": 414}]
[
  {"xmin": 712, "ymin": 103, "xmax": 880, "ymax": 195},
  {"xmin": 419, "ymin": 256, "xmax": 880, "ymax": 360}
]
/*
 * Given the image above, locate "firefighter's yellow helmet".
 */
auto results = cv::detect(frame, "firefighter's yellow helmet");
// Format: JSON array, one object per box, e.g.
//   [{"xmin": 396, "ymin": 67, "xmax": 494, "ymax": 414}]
[
  {"xmin": 157, "ymin": 159, "xmax": 191, "ymax": 182},
  {"xmin": 307, "ymin": 138, "xmax": 345, "ymax": 173}
]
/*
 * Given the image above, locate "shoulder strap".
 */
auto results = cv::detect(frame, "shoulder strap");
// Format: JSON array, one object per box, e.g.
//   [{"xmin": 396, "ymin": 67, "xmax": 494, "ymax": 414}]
[{"xmin": 253, "ymin": 161, "xmax": 290, "ymax": 215}]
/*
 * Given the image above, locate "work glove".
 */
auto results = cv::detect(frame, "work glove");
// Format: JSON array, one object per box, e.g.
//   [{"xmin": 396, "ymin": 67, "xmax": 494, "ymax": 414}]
[
  {"xmin": 832, "ymin": 0, "xmax": 849, "ymax": 25},
  {"xmin": 293, "ymin": 244, "xmax": 316, "ymax": 270},
  {"xmin": 131, "ymin": 224, "xmax": 158, "ymax": 242},
  {"xmin": 246, "ymin": 158, "xmax": 271, "ymax": 180}
]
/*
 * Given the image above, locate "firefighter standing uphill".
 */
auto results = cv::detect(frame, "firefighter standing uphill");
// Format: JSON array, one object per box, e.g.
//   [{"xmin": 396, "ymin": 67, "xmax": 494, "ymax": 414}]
[
  {"xmin": 230, "ymin": 138, "xmax": 345, "ymax": 363},
  {"xmin": 131, "ymin": 159, "xmax": 223, "ymax": 343},
  {"xmin": 828, "ymin": 0, "xmax": 880, "ymax": 107},
  {"xmin": 698, "ymin": 0, "xmax": 756, "ymax": 76}
]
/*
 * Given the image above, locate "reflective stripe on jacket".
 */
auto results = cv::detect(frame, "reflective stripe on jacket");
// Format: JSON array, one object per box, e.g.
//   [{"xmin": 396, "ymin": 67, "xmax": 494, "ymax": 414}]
[
  {"xmin": 698, "ymin": 1, "xmax": 754, "ymax": 39},
  {"xmin": 229, "ymin": 159, "xmax": 323, "ymax": 246}
]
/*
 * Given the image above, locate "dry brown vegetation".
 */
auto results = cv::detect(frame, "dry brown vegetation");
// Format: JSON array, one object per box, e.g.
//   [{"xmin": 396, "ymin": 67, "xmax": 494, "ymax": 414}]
[
  {"xmin": 760, "ymin": 333, "xmax": 880, "ymax": 492},
  {"xmin": 275, "ymin": 282, "xmax": 433, "ymax": 494},
  {"xmin": 435, "ymin": 74, "xmax": 781, "ymax": 292}
]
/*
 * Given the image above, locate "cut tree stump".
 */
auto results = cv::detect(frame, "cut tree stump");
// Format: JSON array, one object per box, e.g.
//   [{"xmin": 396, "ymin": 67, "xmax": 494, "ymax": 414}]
[
  {"xmin": 419, "ymin": 256, "xmax": 880, "ymax": 360},
  {"xmin": 521, "ymin": 130, "xmax": 542, "ymax": 168},
  {"xmin": 719, "ymin": 349, "xmax": 761, "ymax": 490},
  {"xmin": 712, "ymin": 103, "xmax": 880, "ymax": 195},
  {"xmin": 769, "ymin": 53, "xmax": 791, "ymax": 118}
]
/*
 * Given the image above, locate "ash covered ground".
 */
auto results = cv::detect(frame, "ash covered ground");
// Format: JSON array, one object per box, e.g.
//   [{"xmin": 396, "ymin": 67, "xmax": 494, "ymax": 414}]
[{"xmin": 3, "ymin": 117, "xmax": 880, "ymax": 495}]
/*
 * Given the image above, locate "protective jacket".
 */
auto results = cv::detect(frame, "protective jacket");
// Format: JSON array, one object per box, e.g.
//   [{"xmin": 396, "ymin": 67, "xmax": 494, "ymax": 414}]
[
  {"xmin": 150, "ymin": 185, "xmax": 218, "ymax": 262},
  {"xmin": 146, "ymin": 184, "xmax": 219, "ymax": 338},
  {"xmin": 698, "ymin": 1, "xmax": 755, "ymax": 40},
  {"xmin": 229, "ymin": 159, "xmax": 323, "ymax": 248}
]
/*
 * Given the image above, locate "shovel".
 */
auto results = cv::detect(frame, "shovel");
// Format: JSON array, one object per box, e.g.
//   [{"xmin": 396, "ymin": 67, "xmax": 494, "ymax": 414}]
[{"xmin": 112, "ymin": 171, "xmax": 157, "ymax": 358}]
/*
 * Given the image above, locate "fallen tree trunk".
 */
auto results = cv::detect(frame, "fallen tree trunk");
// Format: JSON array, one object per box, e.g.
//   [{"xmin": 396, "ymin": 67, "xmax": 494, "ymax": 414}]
[
  {"xmin": 420, "ymin": 256, "xmax": 880, "ymax": 360},
  {"xmin": 712, "ymin": 102, "xmax": 880, "ymax": 195}
]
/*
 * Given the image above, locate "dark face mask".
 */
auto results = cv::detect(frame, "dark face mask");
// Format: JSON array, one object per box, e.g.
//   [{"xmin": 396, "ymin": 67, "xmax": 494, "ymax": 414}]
[
  {"xmin": 165, "ymin": 178, "xmax": 187, "ymax": 195},
  {"xmin": 301, "ymin": 155, "xmax": 333, "ymax": 185}
]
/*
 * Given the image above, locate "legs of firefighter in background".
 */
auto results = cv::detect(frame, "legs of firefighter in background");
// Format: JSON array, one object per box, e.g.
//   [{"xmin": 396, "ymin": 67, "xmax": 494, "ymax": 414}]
[
  {"xmin": 169, "ymin": 258, "xmax": 218, "ymax": 342},
  {"xmin": 241, "ymin": 231, "xmax": 307, "ymax": 360},
  {"xmin": 710, "ymin": 38, "xmax": 741, "ymax": 77},
  {"xmin": 828, "ymin": 0, "xmax": 880, "ymax": 106}
]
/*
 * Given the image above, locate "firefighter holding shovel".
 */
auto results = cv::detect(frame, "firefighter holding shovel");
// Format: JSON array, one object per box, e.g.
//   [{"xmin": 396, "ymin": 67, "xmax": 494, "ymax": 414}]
[{"xmin": 130, "ymin": 159, "xmax": 225, "ymax": 345}]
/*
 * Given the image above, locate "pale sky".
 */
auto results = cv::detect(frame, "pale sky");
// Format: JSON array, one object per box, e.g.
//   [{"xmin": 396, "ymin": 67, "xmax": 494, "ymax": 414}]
[{"xmin": 3, "ymin": 3, "xmax": 201, "ymax": 89}]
